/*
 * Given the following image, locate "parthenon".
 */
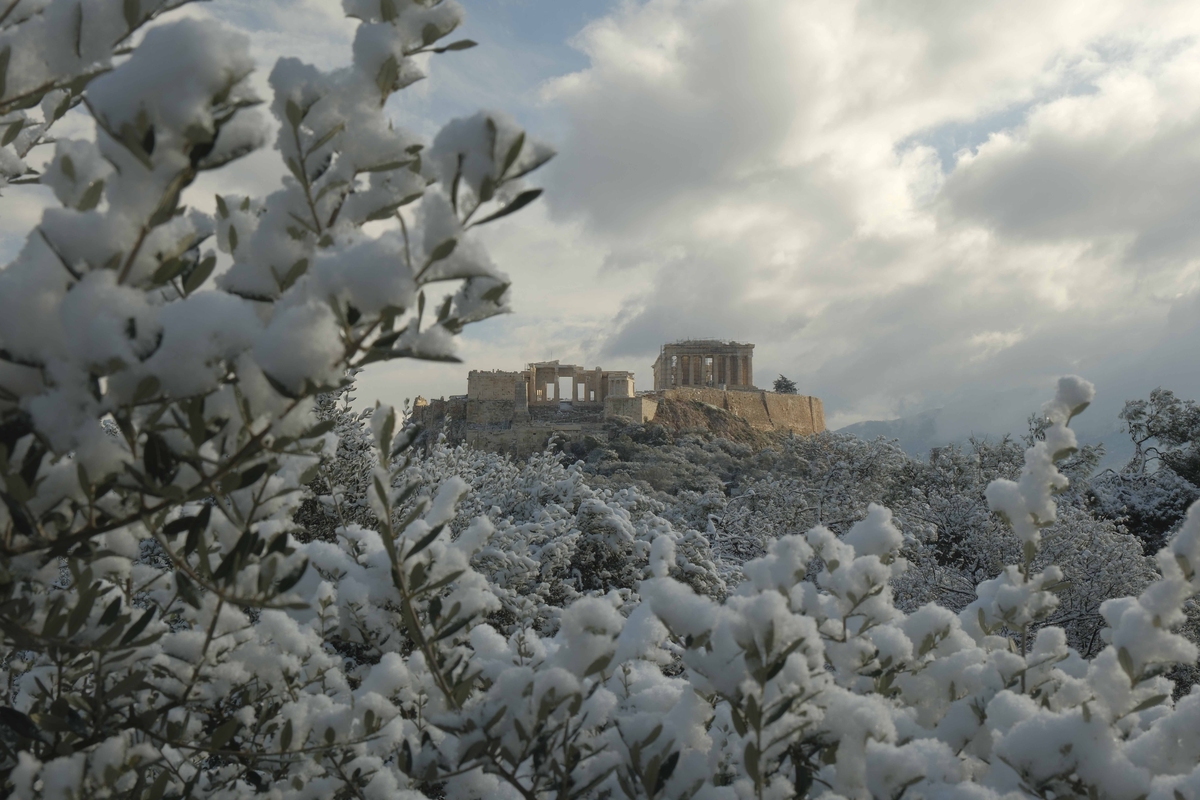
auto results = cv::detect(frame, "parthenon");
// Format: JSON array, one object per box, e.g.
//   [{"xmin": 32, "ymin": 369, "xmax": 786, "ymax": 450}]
[{"xmin": 651, "ymin": 340, "xmax": 755, "ymax": 391}]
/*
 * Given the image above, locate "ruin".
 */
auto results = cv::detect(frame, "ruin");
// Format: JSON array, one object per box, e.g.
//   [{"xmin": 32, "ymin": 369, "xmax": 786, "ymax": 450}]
[
  {"xmin": 652, "ymin": 340, "xmax": 755, "ymax": 390},
  {"xmin": 412, "ymin": 343, "xmax": 824, "ymax": 458}
]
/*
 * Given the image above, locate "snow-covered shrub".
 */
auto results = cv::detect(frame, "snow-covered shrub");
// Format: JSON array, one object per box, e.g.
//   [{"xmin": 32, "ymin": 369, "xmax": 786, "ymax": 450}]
[
  {"xmin": 708, "ymin": 433, "xmax": 909, "ymax": 569},
  {"xmin": 6, "ymin": 3, "xmax": 1200, "ymax": 798},
  {"xmin": 1091, "ymin": 466, "xmax": 1200, "ymax": 554},
  {"xmin": 0, "ymin": 0, "xmax": 553, "ymax": 795}
]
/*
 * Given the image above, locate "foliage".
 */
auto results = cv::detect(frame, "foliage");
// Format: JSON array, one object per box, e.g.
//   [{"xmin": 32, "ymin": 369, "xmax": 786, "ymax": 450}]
[
  {"xmin": 1119, "ymin": 388, "xmax": 1200, "ymax": 480},
  {"xmin": 772, "ymin": 375, "xmax": 797, "ymax": 395},
  {"xmin": 5, "ymin": 3, "xmax": 1200, "ymax": 798},
  {"xmin": 0, "ymin": 0, "xmax": 552, "ymax": 795}
]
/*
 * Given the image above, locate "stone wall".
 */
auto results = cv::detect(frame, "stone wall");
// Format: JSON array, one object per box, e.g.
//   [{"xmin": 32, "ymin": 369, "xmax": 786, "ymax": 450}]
[
  {"xmin": 723, "ymin": 389, "xmax": 773, "ymax": 429},
  {"xmin": 657, "ymin": 387, "xmax": 824, "ymax": 435},
  {"xmin": 467, "ymin": 370, "xmax": 522, "ymax": 401},
  {"xmin": 605, "ymin": 395, "xmax": 659, "ymax": 423},
  {"xmin": 466, "ymin": 399, "xmax": 517, "ymax": 427}
]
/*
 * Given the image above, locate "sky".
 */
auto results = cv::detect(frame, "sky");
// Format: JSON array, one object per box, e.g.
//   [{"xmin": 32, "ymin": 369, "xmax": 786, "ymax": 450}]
[{"xmin": 5, "ymin": 0, "xmax": 1200, "ymax": 450}]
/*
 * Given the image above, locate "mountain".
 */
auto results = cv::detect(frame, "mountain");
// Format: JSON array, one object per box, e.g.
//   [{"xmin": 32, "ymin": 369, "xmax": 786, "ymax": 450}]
[
  {"xmin": 837, "ymin": 407, "xmax": 1134, "ymax": 471},
  {"xmin": 836, "ymin": 408, "xmax": 945, "ymax": 458}
]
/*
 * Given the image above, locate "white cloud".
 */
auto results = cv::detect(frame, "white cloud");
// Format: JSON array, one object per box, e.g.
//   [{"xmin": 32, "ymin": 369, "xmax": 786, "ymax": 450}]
[
  {"xmin": 535, "ymin": 0, "xmax": 1200, "ymax": 440},
  {"xmin": 8, "ymin": 0, "xmax": 1200, "ymax": 441}
]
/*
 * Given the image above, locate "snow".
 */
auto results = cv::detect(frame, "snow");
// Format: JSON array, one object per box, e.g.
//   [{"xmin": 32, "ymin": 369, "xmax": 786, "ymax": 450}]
[{"xmin": 5, "ymin": 0, "xmax": 1200, "ymax": 795}]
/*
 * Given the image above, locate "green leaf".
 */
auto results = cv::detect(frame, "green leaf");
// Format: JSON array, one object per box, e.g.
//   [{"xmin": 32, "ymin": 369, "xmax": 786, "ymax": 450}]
[
  {"xmin": 133, "ymin": 375, "xmax": 160, "ymax": 403},
  {"xmin": 279, "ymin": 718, "xmax": 293, "ymax": 751},
  {"xmin": 232, "ymin": 462, "xmax": 269, "ymax": 491},
  {"xmin": 1118, "ymin": 647, "xmax": 1137, "ymax": 681},
  {"xmin": 432, "ymin": 39, "xmax": 477, "ymax": 53},
  {"xmin": 728, "ymin": 706, "xmax": 747, "ymax": 738},
  {"xmin": 306, "ymin": 122, "xmax": 345, "ymax": 156},
  {"xmin": 471, "ymin": 188, "xmax": 542, "ymax": 226},
  {"xmin": 405, "ymin": 524, "xmax": 443, "ymax": 561},
  {"xmin": 1128, "ymin": 694, "xmax": 1169, "ymax": 714},
  {"xmin": 429, "ymin": 238, "xmax": 457, "ymax": 263},
  {"xmin": 279, "ymin": 258, "xmax": 308, "ymax": 292},
  {"xmin": 227, "ymin": 225, "xmax": 238, "ymax": 252},
  {"xmin": 376, "ymin": 55, "xmax": 400, "ymax": 96},
  {"xmin": 421, "ymin": 22, "xmax": 442, "ymax": 46},
  {"xmin": 304, "ymin": 419, "xmax": 336, "ymax": 439},
  {"xmin": 744, "ymin": 741, "xmax": 760, "ymax": 784},
  {"xmin": 176, "ymin": 572, "xmax": 201, "ymax": 608},
  {"xmin": 183, "ymin": 255, "xmax": 216, "ymax": 295},
  {"xmin": 0, "ymin": 47, "xmax": 11, "ymax": 100},
  {"xmin": 146, "ymin": 770, "xmax": 170, "ymax": 800},
  {"xmin": 76, "ymin": 180, "xmax": 105, "ymax": 211},
  {"xmin": 123, "ymin": 0, "xmax": 140, "ymax": 30},
  {"xmin": 60, "ymin": 154, "xmax": 76, "ymax": 182},
  {"xmin": 152, "ymin": 257, "xmax": 188, "ymax": 286},
  {"xmin": 584, "ymin": 653, "xmax": 613, "ymax": 677},
  {"xmin": 2, "ymin": 119, "xmax": 24, "ymax": 147},
  {"xmin": 285, "ymin": 99, "xmax": 303, "ymax": 128},
  {"xmin": 263, "ymin": 371, "xmax": 302, "ymax": 399},
  {"xmin": 277, "ymin": 559, "xmax": 308, "ymax": 593},
  {"xmin": 655, "ymin": 750, "xmax": 680, "ymax": 795},
  {"xmin": 436, "ymin": 615, "xmax": 471, "ymax": 641},
  {"xmin": 380, "ymin": 0, "xmax": 398, "ymax": 21},
  {"xmin": 209, "ymin": 718, "xmax": 240, "ymax": 750},
  {"xmin": 98, "ymin": 597, "xmax": 122, "ymax": 626},
  {"xmin": 215, "ymin": 194, "xmax": 229, "ymax": 218},
  {"xmin": 501, "ymin": 132, "xmax": 524, "ymax": 177},
  {"xmin": 142, "ymin": 431, "xmax": 177, "ymax": 483},
  {"xmin": 119, "ymin": 607, "xmax": 156, "ymax": 646}
]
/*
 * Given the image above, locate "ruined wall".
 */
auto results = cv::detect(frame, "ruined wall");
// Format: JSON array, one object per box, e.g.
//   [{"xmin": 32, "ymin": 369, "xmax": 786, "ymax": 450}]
[
  {"xmin": 465, "ymin": 371, "xmax": 521, "ymax": 426},
  {"xmin": 466, "ymin": 400, "xmax": 516, "ymax": 426},
  {"xmin": 656, "ymin": 387, "xmax": 824, "ymax": 435},
  {"xmin": 467, "ymin": 371, "xmax": 522, "ymax": 400}
]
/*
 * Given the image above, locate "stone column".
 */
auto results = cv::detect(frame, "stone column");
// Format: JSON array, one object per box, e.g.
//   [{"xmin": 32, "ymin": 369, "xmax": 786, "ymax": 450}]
[{"xmin": 552, "ymin": 372, "xmax": 559, "ymax": 401}]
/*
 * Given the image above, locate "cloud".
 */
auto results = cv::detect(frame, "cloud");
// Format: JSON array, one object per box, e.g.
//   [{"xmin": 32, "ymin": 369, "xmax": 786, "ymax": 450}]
[
  {"xmin": 537, "ymin": 0, "xmax": 1200, "ymax": 438},
  {"xmin": 7, "ymin": 0, "xmax": 1200, "ymax": 438}
]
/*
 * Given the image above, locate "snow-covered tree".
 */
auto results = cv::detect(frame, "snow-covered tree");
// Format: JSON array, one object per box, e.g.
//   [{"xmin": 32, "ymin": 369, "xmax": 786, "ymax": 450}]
[
  {"xmin": 5, "ymin": 3, "xmax": 1200, "ymax": 799},
  {"xmin": 0, "ymin": 0, "xmax": 553, "ymax": 795}
]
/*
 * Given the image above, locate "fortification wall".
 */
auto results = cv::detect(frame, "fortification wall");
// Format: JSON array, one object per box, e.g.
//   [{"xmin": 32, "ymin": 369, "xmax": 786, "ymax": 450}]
[
  {"xmin": 764, "ymin": 393, "xmax": 821, "ymax": 435},
  {"xmin": 725, "ymin": 390, "xmax": 773, "ymax": 429},
  {"xmin": 656, "ymin": 387, "xmax": 824, "ymax": 434}
]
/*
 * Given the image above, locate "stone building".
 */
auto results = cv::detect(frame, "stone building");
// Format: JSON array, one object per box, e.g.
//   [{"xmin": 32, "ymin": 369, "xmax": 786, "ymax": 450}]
[
  {"xmin": 651, "ymin": 340, "xmax": 755, "ymax": 391},
  {"xmin": 525, "ymin": 361, "xmax": 634, "ymax": 406},
  {"xmin": 412, "ymin": 343, "xmax": 823, "ymax": 458}
]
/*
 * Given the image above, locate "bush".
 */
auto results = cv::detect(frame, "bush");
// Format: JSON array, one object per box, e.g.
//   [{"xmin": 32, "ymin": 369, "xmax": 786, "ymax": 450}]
[{"xmin": 4, "ymin": 3, "xmax": 1200, "ymax": 799}]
